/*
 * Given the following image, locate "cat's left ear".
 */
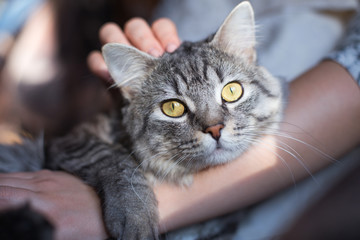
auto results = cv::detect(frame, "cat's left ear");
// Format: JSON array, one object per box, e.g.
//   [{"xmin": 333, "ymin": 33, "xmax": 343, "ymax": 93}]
[
  {"xmin": 102, "ymin": 43, "xmax": 156, "ymax": 99},
  {"xmin": 211, "ymin": 1, "xmax": 256, "ymax": 63}
]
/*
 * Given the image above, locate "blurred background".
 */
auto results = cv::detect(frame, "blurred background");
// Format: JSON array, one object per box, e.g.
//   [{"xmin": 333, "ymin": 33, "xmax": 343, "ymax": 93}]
[
  {"xmin": 0, "ymin": 0, "xmax": 359, "ymax": 239},
  {"xmin": 0, "ymin": 0, "xmax": 160, "ymax": 137}
]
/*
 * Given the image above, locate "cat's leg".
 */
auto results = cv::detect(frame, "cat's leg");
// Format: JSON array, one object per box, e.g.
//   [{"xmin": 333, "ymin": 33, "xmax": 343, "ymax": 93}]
[
  {"xmin": 93, "ymin": 150, "xmax": 159, "ymax": 240},
  {"xmin": 46, "ymin": 128, "xmax": 159, "ymax": 240}
]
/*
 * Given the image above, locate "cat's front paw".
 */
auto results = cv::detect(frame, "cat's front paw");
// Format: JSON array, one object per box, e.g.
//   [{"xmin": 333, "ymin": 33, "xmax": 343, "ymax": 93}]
[
  {"xmin": 104, "ymin": 203, "xmax": 159, "ymax": 240},
  {"xmin": 93, "ymin": 153, "xmax": 160, "ymax": 239}
]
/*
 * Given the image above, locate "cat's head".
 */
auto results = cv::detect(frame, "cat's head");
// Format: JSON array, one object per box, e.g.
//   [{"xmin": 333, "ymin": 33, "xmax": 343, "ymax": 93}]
[{"xmin": 102, "ymin": 2, "xmax": 285, "ymax": 183}]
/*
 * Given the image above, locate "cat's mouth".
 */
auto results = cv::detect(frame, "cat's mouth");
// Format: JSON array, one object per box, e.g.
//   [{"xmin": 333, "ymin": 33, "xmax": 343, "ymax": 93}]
[
  {"xmin": 210, "ymin": 141, "xmax": 228, "ymax": 154},
  {"xmin": 214, "ymin": 145, "xmax": 224, "ymax": 154},
  {"xmin": 212, "ymin": 147, "xmax": 225, "ymax": 156},
  {"xmin": 199, "ymin": 135, "xmax": 237, "ymax": 165},
  {"xmin": 204, "ymin": 142, "xmax": 237, "ymax": 166}
]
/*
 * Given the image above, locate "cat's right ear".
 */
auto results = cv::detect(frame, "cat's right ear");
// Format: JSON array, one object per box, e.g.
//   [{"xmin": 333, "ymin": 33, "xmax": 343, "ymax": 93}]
[
  {"xmin": 102, "ymin": 43, "xmax": 156, "ymax": 99},
  {"xmin": 211, "ymin": 1, "xmax": 256, "ymax": 63}
]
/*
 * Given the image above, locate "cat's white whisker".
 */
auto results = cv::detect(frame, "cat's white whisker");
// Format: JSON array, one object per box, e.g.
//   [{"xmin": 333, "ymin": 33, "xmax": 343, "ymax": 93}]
[
  {"xmin": 129, "ymin": 148, "xmax": 169, "ymax": 201},
  {"xmin": 241, "ymin": 137, "xmax": 298, "ymax": 187},
  {"xmin": 242, "ymin": 122, "xmax": 338, "ymax": 165},
  {"xmin": 157, "ymin": 153, "xmax": 189, "ymax": 185},
  {"xmin": 264, "ymin": 130, "xmax": 338, "ymax": 164},
  {"xmin": 154, "ymin": 152, "xmax": 183, "ymax": 180}
]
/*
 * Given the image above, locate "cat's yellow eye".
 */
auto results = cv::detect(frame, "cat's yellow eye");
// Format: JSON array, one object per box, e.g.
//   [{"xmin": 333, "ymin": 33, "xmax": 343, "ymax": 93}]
[
  {"xmin": 221, "ymin": 82, "xmax": 243, "ymax": 103},
  {"xmin": 161, "ymin": 100, "xmax": 185, "ymax": 118}
]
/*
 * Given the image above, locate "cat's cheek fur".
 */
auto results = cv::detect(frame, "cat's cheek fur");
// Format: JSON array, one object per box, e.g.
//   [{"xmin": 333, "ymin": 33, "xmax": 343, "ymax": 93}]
[{"xmin": 252, "ymin": 95, "xmax": 282, "ymax": 123}]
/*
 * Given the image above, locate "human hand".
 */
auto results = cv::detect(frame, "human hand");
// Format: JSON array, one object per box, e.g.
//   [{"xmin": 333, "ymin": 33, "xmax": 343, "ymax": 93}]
[
  {"xmin": 0, "ymin": 170, "xmax": 108, "ymax": 240},
  {"xmin": 87, "ymin": 18, "xmax": 181, "ymax": 81}
]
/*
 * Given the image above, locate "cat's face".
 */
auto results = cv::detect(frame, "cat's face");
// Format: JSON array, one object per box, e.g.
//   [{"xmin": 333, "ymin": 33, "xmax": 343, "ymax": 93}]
[
  {"xmin": 126, "ymin": 44, "xmax": 283, "ymax": 178},
  {"xmin": 103, "ymin": 2, "xmax": 286, "ymax": 182}
]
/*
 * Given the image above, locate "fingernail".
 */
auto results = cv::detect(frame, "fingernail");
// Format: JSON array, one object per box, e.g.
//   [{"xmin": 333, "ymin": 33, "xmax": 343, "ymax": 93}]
[
  {"xmin": 166, "ymin": 43, "xmax": 178, "ymax": 53},
  {"xmin": 148, "ymin": 48, "xmax": 162, "ymax": 57}
]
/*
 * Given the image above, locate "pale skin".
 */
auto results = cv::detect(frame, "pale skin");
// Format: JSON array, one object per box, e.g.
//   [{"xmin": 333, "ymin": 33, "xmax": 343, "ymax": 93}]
[{"xmin": 0, "ymin": 3, "xmax": 360, "ymax": 240}]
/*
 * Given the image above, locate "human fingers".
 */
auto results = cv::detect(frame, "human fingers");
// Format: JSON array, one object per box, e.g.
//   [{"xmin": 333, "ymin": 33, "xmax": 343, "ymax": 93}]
[
  {"xmin": 87, "ymin": 50, "xmax": 112, "ymax": 82},
  {"xmin": 0, "ymin": 185, "xmax": 34, "ymax": 203},
  {"xmin": 0, "ymin": 170, "xmax": 66, "ymax": 182},
  {"xmin": 89, "ymin": 22, "xmax": 132, "ymax": 81},
  {"xmin": 0, "ymin": 170, "xmax": 56, "ymax": 191},
  {"xmin": 0, "ymin": 170, "xmax": 107, "ymax": 239},
  {"xmin": 124, "ymin": 18, "xmax": 164, "ymax": 57},
  {"xmin": 90, "ymin": 22, "xmax": 131, "ymax": 81},
  {"xmin": 25, "ymin": 171, "xmax": 107, "ymax": 240},
  {"xmin": 0, "ymin": 171, "xmax": 36, "ymax": 179},
  {"xmin": 0, "ymin": 199, "xmax": 19, "ymax": 210},
  {"xmin": 0, "ymin": 172, "xmax": 54, "ymax": 205},
  {"xmin": 151, "ymin": 18, "xmax": 181, "ymax": 53},
  {"xmin": 0, "ymin": 177, "xmax": 37, "ymax": 190},
  {"xmin": 99, "ymin": 22, "xmax": 130, "ymax": 45}
]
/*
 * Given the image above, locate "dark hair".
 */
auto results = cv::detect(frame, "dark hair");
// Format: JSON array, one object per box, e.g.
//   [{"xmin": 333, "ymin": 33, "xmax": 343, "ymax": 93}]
[
  {"xmin": 21, "ymin": 0, "xmax": 162, "ymax": 135},
  {"xmin": 52, "ymin": 0, "xmax": 161, "ymax": 61}
]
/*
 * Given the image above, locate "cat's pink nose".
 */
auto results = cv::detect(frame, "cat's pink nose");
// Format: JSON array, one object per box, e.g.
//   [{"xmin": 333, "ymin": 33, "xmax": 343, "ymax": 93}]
[{"xmin": 205, "ymin": 124, "xmax": 224, "ymax": 141}]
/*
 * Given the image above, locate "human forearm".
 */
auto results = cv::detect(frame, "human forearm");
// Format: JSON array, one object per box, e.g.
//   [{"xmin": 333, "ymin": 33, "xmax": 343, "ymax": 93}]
[{"xmin": 155, "ymin": 60, "xmax": 360, "ymax": 233}]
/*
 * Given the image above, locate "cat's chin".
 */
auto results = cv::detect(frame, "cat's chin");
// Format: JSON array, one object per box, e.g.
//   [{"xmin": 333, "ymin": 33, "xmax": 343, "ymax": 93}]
[{"xmin": 205, "ymin": 144, "xmax": 241, "ymax": 167}]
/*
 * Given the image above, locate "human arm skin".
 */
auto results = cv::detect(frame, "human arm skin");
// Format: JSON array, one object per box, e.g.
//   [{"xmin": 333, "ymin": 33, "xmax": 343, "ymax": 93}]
[{"xmin": 0, "ymin": 170, "xmax": 108, "ymax": 240}]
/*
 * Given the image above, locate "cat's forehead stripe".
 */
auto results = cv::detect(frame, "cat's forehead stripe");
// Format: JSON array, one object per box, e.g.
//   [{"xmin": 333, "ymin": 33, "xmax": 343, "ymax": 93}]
[
  {"xmin": 202, "ymin": 58, "xmax": 210, "ymax": 82},
  {"xmin": 173, "ymin": 67, "xmax": 188, "ymax": 86},
  {"xmin": 215, "ymin": 66, "xmax": 224, "ymax": 83},
  {"xmin": 198, "ymin": 56, "xmax": 224, "ymax": 84},
  {"xmin": 205, "ymin": 65, "xmax": 223, "ymax": 85},
  {"xmin": 170, "ymin": 77, "xmax": 182, "ymax": 96},
  {"xmin": 250, "ymin": 79, "xmax": 277, "ymax": 98}
]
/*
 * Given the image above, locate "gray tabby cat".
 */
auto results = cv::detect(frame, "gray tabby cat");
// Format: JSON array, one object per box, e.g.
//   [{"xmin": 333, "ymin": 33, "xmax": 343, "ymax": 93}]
[{"xmin": 46, "ymin": 2, "xmax": 285, "ymax": 239}]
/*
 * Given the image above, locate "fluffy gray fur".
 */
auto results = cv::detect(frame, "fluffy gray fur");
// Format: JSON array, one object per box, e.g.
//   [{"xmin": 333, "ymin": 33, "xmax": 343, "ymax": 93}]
[{"xmin": 3, "ymin": 2, "xmax": 286, "ymax": 239}]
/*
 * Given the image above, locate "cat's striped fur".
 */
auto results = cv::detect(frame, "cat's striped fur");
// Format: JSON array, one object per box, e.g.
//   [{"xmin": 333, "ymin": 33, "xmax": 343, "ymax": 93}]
[{"xmin": 45, "ymin": 2, "xmax": 286, "ymax": 239}]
